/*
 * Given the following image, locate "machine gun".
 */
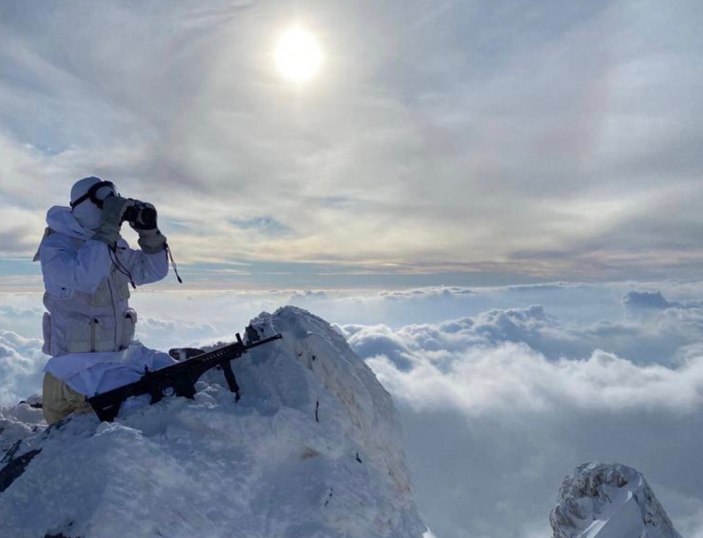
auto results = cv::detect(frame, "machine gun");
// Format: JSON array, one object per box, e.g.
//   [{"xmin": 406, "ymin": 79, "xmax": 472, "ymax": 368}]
[{"xmin": 87, "ymin": 326, "xmax": 282, "ymax": 422}]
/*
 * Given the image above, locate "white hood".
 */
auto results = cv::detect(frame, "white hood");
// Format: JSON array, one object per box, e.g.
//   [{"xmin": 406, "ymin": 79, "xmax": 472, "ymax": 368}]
[
  {"xmin": 45, "ymin": 206, "xmax": 95, "ymax": 240},
  {"xmin": 33, "ymin": 206, "xmax": 93, "ymax": 262}
]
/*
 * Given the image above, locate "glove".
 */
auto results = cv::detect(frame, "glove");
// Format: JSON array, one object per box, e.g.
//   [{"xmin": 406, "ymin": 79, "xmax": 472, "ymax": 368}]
[
  {"xmin": 137, "ymin": 228, "xmax": 167, "ymax": 254},
  {"xmin": 127, "ymin": 202, "xmax": 166, "ymax": 253},
  {"xmin": 93, "ymin": 195, "xmax": 134, "ymax": 246}
]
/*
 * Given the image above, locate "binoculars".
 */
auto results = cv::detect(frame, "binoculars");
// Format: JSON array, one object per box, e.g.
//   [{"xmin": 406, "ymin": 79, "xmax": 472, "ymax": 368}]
[{"xmin": 122, "ymin": 200, "xmax": 157, "ymax": 230}]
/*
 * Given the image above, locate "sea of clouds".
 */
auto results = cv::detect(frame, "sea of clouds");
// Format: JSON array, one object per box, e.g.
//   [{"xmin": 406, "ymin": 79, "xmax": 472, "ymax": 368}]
[{"xmin": 2, "ymin": 282, "xmax": 703, "ymax": 537}]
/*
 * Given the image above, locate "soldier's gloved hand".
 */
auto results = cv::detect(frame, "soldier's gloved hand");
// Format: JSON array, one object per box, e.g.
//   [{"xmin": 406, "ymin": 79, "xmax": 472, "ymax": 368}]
[
  {"xmin": 93, "ymin": 195, "xmax": 134, "ymax": 247},
  {"xmin": 127, "ymin": 202, "xmax": 167, "ymax": 254},
  {"xmin": 137, "ymin": 228, "xmax": 167, "ymax": 254}
]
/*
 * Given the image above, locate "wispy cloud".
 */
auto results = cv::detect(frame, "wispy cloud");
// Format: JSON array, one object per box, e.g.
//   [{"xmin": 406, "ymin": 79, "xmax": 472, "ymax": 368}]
[{"xmin": 1, "ymin": 1, "xmax": 702, "ymax": 286}]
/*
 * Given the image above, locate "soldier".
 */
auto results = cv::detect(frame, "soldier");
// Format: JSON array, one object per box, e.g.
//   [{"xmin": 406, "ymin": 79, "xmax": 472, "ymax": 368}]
[{"xmin": 35, "ymin": 177, "xmax": 175, "ymax": 424}]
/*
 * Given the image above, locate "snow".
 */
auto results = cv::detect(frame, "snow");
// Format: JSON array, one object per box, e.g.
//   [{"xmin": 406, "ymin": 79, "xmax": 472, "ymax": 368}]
[
  {"xmin": 583, "ymin": 493, "xmax": 643, "ymax": 538},
  {"xmin": 0, "ymin": 306, "xmax": 426, "ymax": 538},
  {"xmin": 0, "ymin": 401, "xmax": 44, "ymax": 455},
  {"xmin": 580, "ymin": 488, "xmax": 641, "ymax": 538},
  {"xmin": 550, "ymin": 463, "xmax": 683, "ymax": 538}
]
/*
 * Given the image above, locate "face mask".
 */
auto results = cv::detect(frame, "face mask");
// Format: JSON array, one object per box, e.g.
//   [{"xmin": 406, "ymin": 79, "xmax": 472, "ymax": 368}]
[
  {"xmin": 69, "ymin": 179, "xmax": 117, "ymax": 231},
  {"xmin": 72, "ymin": 201, "xmax": 103, "ymax": 230}
]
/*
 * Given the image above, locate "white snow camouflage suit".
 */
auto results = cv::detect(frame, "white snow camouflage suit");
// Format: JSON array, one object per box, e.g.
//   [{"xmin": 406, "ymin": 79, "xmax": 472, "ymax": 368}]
[{"xmin": 36, "ymin": 205, "xmax": 168, "ymax": 357}]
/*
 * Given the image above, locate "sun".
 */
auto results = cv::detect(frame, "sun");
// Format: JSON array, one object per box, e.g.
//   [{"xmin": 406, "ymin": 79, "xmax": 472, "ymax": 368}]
[{"xmin": 274, "ymin": 26, "xmax": 322, "ymax": 83}]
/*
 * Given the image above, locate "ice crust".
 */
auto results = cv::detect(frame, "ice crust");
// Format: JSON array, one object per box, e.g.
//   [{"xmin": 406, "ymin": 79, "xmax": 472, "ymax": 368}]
[{"xmin": 0, "ymin": 306, "xmax": 425, "ymax": 538}]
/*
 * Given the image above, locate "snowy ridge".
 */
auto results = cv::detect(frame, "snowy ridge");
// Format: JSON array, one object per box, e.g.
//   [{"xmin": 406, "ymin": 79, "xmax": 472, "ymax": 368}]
[
  {"xmin": 0, "ymin": 306, "xmax": 425, "ymax": 538},
  {"xmin": 550, "ymin": 463, "xmax": 683, "ymax": 538},
  {"xmin": 0, "ymin": 400, "xmax": 43, "ymax": 456}
]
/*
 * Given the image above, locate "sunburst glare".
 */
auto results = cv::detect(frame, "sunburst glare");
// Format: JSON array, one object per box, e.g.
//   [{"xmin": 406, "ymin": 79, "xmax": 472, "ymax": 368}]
[{"xmin": 274, "ymin": 26, "xmax": 322, "ymax": 84}]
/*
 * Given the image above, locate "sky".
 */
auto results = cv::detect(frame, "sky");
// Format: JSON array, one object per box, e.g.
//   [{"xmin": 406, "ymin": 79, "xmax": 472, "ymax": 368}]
[{"xmin": 1, "ymin": 0, "xmax": 702, "ymax": 289}]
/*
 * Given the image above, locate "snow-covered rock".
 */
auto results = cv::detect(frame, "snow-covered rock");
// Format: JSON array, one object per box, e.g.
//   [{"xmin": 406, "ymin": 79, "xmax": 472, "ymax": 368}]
[
  {"xmin": 0, "ymin": 306, "xmax": 426, "ymax": 538},
  {"xmin": 0, "ymin": 399, "xmax": 44, "ymax": 455},
  {"xmin": 550, "ymin": 462, "xmax": 683, "ymax": 538}
]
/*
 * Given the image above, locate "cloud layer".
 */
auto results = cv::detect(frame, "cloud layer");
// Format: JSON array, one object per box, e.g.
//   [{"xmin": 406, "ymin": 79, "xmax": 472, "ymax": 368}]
[
  {"xmin": 337, "ymin": 287, "xmax": 703, "ymax": 537},
  {"xmin": 0, "ymin": 329, "xmax": 45, "ymax": 405}
]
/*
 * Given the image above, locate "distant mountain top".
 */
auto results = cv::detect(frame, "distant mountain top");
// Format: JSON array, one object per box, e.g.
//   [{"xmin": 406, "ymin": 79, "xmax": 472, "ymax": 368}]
[{"xmin": 550, "ymin": 462, "xmax": 683, "ymax": 538}]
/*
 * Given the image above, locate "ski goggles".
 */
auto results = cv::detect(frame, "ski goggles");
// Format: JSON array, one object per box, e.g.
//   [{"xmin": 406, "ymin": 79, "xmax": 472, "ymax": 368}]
[{"xmin": 69, "ymin": 180, "xmax": 117, "ymax": 210}]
